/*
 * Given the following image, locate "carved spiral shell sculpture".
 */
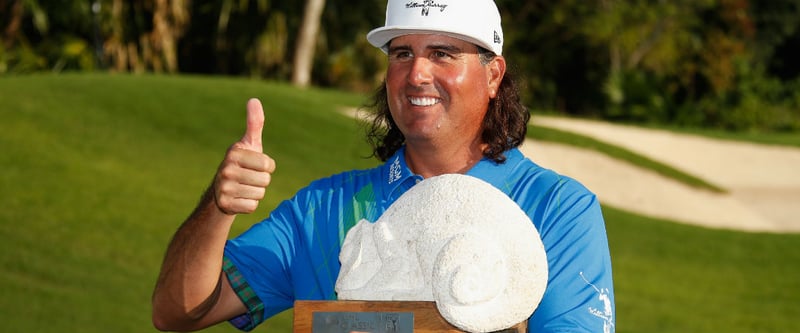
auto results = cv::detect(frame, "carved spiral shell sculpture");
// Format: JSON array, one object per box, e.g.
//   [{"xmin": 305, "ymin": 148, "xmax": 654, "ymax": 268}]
[{"xmin": 335, "ymin": 174, "xmax": 548, "ymax": 332}]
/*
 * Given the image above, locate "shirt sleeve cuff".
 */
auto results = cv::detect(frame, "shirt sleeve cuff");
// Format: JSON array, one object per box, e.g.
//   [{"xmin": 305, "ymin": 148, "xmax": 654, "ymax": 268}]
[{"xmin": 223, "ymin": 256, "xmax": 265, "ymax": 331}]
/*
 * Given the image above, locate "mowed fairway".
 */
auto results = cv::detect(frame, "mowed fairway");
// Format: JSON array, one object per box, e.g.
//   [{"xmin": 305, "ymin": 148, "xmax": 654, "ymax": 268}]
[{"xmin": 1, "ymin": 74, "xmax": 798, "ymax": 332}]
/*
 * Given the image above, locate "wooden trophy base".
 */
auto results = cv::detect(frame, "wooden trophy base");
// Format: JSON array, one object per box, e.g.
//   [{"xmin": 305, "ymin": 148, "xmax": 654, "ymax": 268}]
[{"xmin": 293, "ymin": 300, "xmax": 527, "ymax": 333}]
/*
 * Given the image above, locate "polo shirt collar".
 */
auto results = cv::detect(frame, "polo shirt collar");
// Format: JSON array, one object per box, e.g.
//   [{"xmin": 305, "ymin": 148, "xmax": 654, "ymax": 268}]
[
  {"xmin": 381, "ymin": 146, "xmax": 524, "ymax": 198},
  {"xmin": 466, "ymin": 147, "xmax": 524, "ymax": 193},
  {"xmin": 381, "ymin": 146, "xmax": 421, "ymax": 200}
]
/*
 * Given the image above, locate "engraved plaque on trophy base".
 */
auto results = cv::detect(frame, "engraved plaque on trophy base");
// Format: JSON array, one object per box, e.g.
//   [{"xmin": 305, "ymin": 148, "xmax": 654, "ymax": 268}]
[{"xmin": 293, "ymin": 300, "xmax": 527, "ymax": 333}]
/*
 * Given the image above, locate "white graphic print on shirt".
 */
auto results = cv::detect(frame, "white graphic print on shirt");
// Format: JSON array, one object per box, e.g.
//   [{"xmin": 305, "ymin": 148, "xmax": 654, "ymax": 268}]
[{"xmin": 581, "ymin": 271, "xmax": 614, "ymax": 333}]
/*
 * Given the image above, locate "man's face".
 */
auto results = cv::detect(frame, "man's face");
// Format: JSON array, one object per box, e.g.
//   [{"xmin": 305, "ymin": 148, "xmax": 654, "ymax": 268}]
[{"xmin": 385, "ymin": 34, "xmax": 505, "ymax": 147}]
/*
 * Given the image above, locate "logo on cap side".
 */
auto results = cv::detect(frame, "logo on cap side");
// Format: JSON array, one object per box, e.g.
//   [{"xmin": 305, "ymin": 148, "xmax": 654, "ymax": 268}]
[
  {"xmin": 494, "ymin": 30, "xmax": 501, "ymax": 44},
  {"xmin": 406, "ymin": 0, "xmax": 448, "ymax": 17}
]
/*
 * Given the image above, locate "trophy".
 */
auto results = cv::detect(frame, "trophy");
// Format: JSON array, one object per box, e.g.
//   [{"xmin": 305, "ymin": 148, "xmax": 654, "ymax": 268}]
[{"xmin": 294, "ymin": 175, "xmax": 548, "ymax": 333}]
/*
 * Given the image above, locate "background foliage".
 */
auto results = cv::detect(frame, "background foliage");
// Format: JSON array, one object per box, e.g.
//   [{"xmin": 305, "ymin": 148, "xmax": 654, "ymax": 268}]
[{"xmin": 2, "ymin": 0, "xmax": 799, "ymax": 129}]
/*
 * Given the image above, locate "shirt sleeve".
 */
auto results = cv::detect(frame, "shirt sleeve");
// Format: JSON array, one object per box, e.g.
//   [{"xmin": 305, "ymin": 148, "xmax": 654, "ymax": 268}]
[
  {"xmin": 222, "ymin": 257, "xmax": 265, "ymax": 331},
  {"xmin": 526, "ymin": 177, "xmax": 616, "ymax": 333},
  {"xmin": 223, "ymin": 199, "xmax": 301, "ymax": 331}
]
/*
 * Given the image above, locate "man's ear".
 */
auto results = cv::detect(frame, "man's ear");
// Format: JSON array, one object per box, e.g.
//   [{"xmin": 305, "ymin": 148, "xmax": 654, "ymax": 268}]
[{"xmin": 487, "ymin": 56, "xmax": 506, "ymax": 98}]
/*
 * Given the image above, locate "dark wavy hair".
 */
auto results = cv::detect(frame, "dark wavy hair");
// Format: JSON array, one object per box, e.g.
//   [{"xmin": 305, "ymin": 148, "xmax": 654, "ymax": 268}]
[{"xmin": 363, "ymin": 49, "xmax": 529, "ymax": 163}]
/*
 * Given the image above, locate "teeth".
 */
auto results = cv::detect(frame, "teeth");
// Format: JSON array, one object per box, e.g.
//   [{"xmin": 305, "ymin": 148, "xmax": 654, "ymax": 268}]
[{"xmin": 409, "ymin": 96, "xmax": 439, "ymax": 106}]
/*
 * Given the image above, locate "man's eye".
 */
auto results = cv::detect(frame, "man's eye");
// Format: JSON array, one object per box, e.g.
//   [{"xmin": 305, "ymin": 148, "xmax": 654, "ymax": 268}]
[
  {"xmin": 390, "ymin": 51, "xmax": 413, "ymax": 60},
  {"xmin": 433, "ymin": 51, "xmax": 452, "ymax": 59}
]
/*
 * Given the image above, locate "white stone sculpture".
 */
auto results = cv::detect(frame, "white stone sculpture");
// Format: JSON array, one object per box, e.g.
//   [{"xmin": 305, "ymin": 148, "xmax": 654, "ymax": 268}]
[{"xmin": 335, "ymin": 174, "xmax": 549, "ymax": 332}]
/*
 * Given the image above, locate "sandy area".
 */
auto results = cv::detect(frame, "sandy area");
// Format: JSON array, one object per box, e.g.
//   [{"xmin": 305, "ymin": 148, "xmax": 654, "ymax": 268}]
[{"xmin": 528, "ymin": 116, "xmax": 800, "ymax": 233}]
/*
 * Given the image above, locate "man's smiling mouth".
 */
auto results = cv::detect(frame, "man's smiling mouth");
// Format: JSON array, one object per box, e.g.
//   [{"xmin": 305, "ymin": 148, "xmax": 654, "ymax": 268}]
[{"xmin": 409, "ymin": 96, "xmax": 441, "ymax": 106}]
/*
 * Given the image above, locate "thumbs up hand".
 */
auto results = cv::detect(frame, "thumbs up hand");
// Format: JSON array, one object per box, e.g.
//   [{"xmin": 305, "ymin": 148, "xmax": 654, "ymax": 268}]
[{"xmin": 213, "ymin": 98, "xmax": 276, "ymax": 215}]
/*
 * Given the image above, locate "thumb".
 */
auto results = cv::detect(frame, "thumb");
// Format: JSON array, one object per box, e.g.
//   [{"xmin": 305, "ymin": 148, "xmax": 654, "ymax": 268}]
[{"xmin": 241, "ymin": 98, "xmax": 264, "ymax": 153}]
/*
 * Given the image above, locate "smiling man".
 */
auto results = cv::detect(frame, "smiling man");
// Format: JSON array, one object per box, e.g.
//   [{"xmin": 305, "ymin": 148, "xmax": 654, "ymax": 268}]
[
  {"xmin": 383, "ymin": 34, "xmax": 505, "ymax": 177},
  {"xmin": 152, "ymin": 0, "xmax": 615, "ymax": 332}
]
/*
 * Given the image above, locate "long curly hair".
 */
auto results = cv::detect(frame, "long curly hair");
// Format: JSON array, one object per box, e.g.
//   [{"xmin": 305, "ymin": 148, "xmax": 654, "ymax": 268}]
[{"xmin": 364, "ymin": 50, "xmax": 529, "ymax": 163}]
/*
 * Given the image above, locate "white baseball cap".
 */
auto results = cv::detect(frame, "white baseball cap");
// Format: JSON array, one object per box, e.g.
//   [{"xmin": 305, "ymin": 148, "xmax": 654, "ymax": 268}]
[{"xmin": 367, "ymin": 0, "xmax": 504, "ymax": 55}]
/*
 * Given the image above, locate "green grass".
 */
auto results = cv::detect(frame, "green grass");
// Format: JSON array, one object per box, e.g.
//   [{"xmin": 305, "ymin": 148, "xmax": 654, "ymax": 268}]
[
  {"xmin": 605, "ymin": 207, "xmax": 800, "ymax": 332},
  {"xmin": 0, "ymin": 73, "xmax": 374, "ymax": 332},
  {"xmin": 1, "ymin": 73, "xmax": 798, "ymax": 332}
]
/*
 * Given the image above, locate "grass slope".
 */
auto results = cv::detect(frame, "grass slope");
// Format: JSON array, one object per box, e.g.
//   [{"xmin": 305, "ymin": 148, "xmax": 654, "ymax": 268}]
[
  {"xmin": 0, "ymin": 74, "xmax": 797, "ymax": 332},
  {"xmin": 0, "ymin": 73, "xmax": 374, "ymax": 332},
  {"xmin": 605, "ymin": 207, "xmax": 800, "ymax": 332}
]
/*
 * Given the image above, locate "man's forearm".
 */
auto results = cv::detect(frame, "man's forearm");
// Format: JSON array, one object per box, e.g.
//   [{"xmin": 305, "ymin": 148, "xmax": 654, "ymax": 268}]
[{"xmin": 152, "ymin": 187, "xmax": 236, "ymax": 330}]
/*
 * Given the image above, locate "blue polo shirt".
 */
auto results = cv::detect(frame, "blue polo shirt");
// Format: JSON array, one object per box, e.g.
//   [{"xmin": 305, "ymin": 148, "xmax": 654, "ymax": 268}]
[{"xmin": 223, "ymin": 147, "xmax": 615, "ymax": 332}]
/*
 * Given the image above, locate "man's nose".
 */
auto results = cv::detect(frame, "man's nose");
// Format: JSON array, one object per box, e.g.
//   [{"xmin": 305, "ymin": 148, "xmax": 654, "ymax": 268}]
[{"xmin": 407, "ymin": 57, "xmax": 433, "ymax": 86}]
